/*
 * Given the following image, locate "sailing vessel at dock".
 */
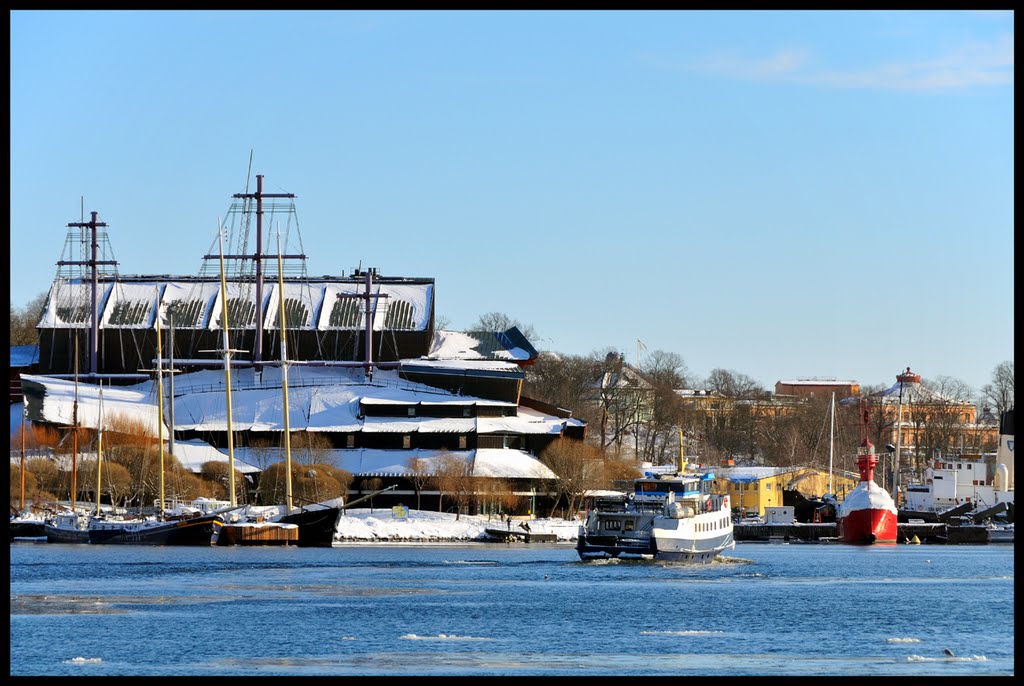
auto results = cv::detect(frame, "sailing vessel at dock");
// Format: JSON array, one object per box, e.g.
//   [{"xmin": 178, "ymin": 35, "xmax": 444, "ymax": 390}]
[
  {"xmin": 18, "ymin": 168, "xmax": 584, "ymax": 536},
  {"xmin": 88, "ymin": 308, "xmax": 227, "ymax": 545},
  {"xmin": 215, "ymin": 228, "xmax": 306, "ymax": 547},
  {"xmin": 43, "ymin": 357, "xmax": 98, "ymax": 544}
]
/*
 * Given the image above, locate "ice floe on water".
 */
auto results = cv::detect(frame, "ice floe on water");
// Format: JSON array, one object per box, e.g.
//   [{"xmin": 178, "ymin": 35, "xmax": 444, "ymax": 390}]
[
  {"xmin": 640, "ymin": 630, "xmax": 725, "ymax": 636},
  {"xmin": 64, "ymin": 657, "xmax": 102, "ymax": 664},
  {"xmin": 886, "ymin": 637, "xmax": 923, "ymax": 643},
  {"xmin": 399, "ymin": 633, "xmax": 494, "ymax": 641}
]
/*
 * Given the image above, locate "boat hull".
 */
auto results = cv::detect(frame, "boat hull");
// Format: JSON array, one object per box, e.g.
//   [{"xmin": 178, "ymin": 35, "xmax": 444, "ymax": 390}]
[
  {"xmin": 89, "ymin": 514, "xmax": 222, "ymax": 545},
  {"xmin": 576, "ymin": 532, "xmax": 655, "ymax": 559},
  {"xmin": 44, "ymin": 524, "xmax": 91, "ymax": 544},
  {"xmin": 651, "ymin": 527, "xmax": 734, "ymax": 563},
  {"xmin": 276, "ymin": 506, "xmax": 342, "ymax": 547},
  {"xmin": 10, "ymin": 519, "xmax": 47, "ymax": 540},
  {"xmin": 577, "ymin": 510, "xmax": 733, "ymax": 563},
  {"xmin": 838, "ymin": 508, "xmax": 898, "ymax": 545}
]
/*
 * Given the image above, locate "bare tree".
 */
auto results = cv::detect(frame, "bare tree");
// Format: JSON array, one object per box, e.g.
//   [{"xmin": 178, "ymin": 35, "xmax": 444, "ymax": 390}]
[
  {"xmin": 918, "ymin": 375, "xmax": 977, "ymax": 460},
  {"xmin": 703, "ymin": 368, "xmax": 765, "ymax": 398},
  {"xmin": 433, "ymin": 451, "xmax": 474, "ymax": 519},
  {"xmin": 290, "ymin": 432, "xmax": 336, "ymax": 466},
  {"xmin": 981, "ymin": 361, "xmax": 1014, "ymax": 417},
  {"xmin": 9, "ymin": 291, "xmax": 48, "ymax": 346},
  {"xmin": 407, "ymin": 456, "xmax": 432, "ymax": 511},
  {"xmin": 540, "ymin": 438, "xmax": 603, "ymax": 519},
  {"xmin": 361, "ymin": 477, "xmax": 384, "ymax": 512},
  {"xmin": 470, "ymin": 311, "xmax": 538, "ymax": 341}
]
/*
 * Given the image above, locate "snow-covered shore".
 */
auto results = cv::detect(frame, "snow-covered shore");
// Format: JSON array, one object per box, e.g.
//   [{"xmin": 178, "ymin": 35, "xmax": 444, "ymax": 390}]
[{"xmin": 334, "ymin": 508, "xmax": 582, "ymax": 543}]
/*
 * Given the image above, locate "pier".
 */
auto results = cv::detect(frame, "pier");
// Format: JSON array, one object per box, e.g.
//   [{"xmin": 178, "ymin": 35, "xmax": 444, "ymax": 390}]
[
  {"xmin": 484, "ymin": 528, "xmax": 557, "ymax": 543},
  {"xmin": 733, "ymin": 522, "xmax": 1003, "ymax": 544}
]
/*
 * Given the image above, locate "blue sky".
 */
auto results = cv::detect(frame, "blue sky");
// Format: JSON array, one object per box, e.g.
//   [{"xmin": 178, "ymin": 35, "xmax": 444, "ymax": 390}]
[{"xmin": 9, "ymin": 10, "xmax": 1014, "ymax": 393}]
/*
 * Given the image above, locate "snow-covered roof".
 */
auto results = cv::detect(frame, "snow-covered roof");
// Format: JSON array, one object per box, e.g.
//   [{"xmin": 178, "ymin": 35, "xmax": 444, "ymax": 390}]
[
  {"xmin": 171, "ymin": 439, "xmax": 261, "ymax": 474},
  {"xmin": 37, "ymin": 277, "xmax": 434, "ymax": 332},
  {"xmin": 402, "ymin": 358, "xmax": 525, "ymax": 375},
  {"xmin": 877, "ymin": 379, "xmax": 969, "ymax": 405},
  {"xmin": 777, "ymin": 379, "xmax": 857, "ymax": 386},
  {"xmin": 21, "ymin": 363, "xmax": 575, "ymax": 447},
  {"xmin": 426, "ymin": 328, "xmax": 537, "ymax": 362},
  {"xmin": 233, "ymin": 447, "xmax": 558, "ymax": 480},
  {"xmin": 714, "ymin": 466, "xmax": 795, "ymax": 483}
]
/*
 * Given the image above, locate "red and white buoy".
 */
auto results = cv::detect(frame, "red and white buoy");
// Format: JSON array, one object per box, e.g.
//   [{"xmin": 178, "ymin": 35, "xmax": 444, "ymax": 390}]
[{"xmin": 837, "ymin": 405, "xmax": 898, "ymax": 545}]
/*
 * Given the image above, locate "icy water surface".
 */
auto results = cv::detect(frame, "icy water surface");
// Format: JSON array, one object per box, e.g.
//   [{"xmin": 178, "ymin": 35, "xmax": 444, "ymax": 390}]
[{"xmin": 9, "ymin": 541, "xmax": 1014, "ymax": 676}]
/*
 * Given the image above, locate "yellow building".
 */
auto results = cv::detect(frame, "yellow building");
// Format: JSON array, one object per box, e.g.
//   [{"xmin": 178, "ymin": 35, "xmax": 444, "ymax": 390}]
[{"xmin": 712, "ymin": 466, "xmax": 860, "ymax": 516}]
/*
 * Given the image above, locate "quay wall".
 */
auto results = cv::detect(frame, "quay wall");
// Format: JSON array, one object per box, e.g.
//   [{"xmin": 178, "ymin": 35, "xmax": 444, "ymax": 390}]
[{"xmin": 734, "ymin": 522, "xmax": 996, "ymax": 544}]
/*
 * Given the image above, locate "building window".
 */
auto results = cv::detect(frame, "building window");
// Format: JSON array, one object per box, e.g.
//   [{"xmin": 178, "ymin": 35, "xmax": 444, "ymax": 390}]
[
  {"xmin": 346, "ymin": 435, "xmax": 355, "ymax": 448},
  {"xmin": 403, "ymin": 435, "xmax": 411, "ymax": 449},
  {"xmin": 458, "ymin": 435, "xmax": 467, "ymax": 449},
  {"xmin": 407, "ymin": 407, "xmax": 416, "ymax": 417}
]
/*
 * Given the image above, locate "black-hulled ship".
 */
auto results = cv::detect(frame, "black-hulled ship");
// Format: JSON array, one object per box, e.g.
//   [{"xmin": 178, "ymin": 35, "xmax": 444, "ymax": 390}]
[
  {"xmin": 10, "ymin": 513, "xmax": 47, "ymax": 540},
  {"xmin": 88, "ymin": 511, "xmax": 224, "ymax": 545},
  {"xmin": 274, "ymin": 500, "xmax": 345, "ymax": 547},
  {"xmin": 44, "ymin": 511, "xmax": 91, "ymax": 544}
]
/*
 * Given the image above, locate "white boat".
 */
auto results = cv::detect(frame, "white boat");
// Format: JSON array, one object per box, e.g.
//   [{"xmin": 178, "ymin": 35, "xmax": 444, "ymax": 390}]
[
  {"xmin": 577, "ymin": 470, "xmax": 734, "ymax": 563},
  {"xmin": 901, "ymin": 409, "xmax": 1014, "ymax": 522}
]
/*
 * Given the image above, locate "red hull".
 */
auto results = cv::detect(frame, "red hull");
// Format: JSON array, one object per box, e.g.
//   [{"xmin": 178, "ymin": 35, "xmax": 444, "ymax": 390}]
[{"xmin": 838, "ymin": 508, "xmax": 898, "ymax": 545}]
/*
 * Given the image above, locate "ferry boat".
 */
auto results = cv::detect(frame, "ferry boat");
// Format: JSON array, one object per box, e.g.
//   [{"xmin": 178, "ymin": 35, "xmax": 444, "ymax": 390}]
[{"xmin": 577, "ymin": 469, "xmax": 734, "ymax": 563}]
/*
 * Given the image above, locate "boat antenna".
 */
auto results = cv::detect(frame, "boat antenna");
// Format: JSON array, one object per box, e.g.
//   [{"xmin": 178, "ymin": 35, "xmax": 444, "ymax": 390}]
[
  {"xmin": 219, "ymin": 221, "xmax": 238, "ymax": 507},
  {"xmin": 828, "ymin": 392, "xmax": 835, "ymax": 495},
  {"xmin": 96, "ymin": 383, "xmax": 104, "ymax": 517},
  {"xmin": 20, "ymin": 406, "xmax": 26, "ymax": 512},
  {"xmin": 156, "ymin": 293, "xmax": 166, "ymax": 521},
  {"xmin": 277, "ymin": 225, "xmax": 294, "ymax": 513},
  {"xmin": 72, "ymin": 337, "xmax": 79, "ymax": 513}
]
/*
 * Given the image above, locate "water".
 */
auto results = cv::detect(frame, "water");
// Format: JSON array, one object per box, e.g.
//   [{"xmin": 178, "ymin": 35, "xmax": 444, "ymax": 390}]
[{"xmin": 9, "ymin": 541, "xmax": 1013, "ymax": 676}]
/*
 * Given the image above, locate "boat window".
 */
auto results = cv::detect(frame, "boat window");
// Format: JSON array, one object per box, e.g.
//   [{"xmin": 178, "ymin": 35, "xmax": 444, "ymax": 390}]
[
  {"xmin": 624, "ymin": 521, "xmax": 634, "ymax": 531},
  {"xmin": 604, "ymin": 520, "xmax": 622, "ymax": 531}
]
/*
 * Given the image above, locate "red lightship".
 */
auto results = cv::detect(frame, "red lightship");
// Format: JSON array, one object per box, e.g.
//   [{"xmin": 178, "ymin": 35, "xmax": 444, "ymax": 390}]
[{"xmin": 837, "ymin": 405, "xmax": 899, "ymax": 545}]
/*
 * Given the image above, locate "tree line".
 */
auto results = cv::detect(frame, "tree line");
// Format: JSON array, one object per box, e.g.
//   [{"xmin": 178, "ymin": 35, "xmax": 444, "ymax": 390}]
[{"xmin": 9, "ymin": 300, "xmax": 1015, "ymax": 510}]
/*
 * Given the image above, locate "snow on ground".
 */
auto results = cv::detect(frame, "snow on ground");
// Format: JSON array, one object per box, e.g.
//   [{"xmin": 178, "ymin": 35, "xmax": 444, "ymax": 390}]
[{"xmin": 334, "ymin": 508, "xmax": 582, "ymax": 543}]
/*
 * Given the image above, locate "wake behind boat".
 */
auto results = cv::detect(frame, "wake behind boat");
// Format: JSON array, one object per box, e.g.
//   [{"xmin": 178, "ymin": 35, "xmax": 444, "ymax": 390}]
[{"xmin": 577, "ymin": 468, "xmax": 734, "ymax": 563}]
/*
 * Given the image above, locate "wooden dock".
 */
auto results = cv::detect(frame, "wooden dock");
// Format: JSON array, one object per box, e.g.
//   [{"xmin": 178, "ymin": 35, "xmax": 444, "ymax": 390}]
[
  {"xmin": 484, "ymin": 528, "xmax": 557, "ymax": 543},
  {"xmin": 215, "ymin": 521, "xmax": 299, "ymax": 546}
]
